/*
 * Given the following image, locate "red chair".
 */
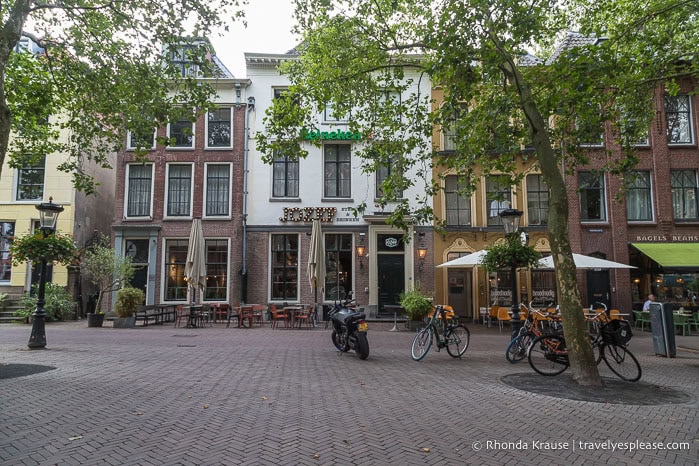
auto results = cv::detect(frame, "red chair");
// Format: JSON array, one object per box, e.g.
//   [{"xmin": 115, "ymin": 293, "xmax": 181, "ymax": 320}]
[
  {"xmin": 294, "ymin": 305, "xmax": 315, "ymax": 329},
  {"xmin": 269, "ymin": 305, "xmax": 290, "ymax": 329},
  {"xmin": 213, "ymin": 303, "xmax": 230, "ymax": 323}
]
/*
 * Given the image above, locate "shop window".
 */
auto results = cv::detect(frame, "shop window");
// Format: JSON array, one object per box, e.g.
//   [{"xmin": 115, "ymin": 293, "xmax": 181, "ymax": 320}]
[
  {"xmin": 0, "ymin": 222, "xmax": 15, "ymax": 282},
  {"xmin": 324, "ymin": 234, "xmax": 353, "ymax": 300},
  {"xmin": 204, "ymin": 240, "xmax": 228, "ymax": 301},
  {"xmin": 271, "ymin": 234, "xmax": 298, "ymax": 300},
  {"xmin": 165, "ymin": 239, "xmax": 188, "ymax": 301}
]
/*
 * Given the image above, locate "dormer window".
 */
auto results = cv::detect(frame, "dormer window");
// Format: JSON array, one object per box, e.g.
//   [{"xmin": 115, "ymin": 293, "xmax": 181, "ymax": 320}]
[{"xmin": 169, "ymin": 44, "xmax": 201, "ymax": 77}]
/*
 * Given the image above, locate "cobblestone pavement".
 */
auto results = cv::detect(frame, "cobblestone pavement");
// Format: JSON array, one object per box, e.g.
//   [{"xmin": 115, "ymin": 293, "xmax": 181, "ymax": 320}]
[{"xmin": 1, "ymin": 320, "xmax": 697, "ymax": 466}]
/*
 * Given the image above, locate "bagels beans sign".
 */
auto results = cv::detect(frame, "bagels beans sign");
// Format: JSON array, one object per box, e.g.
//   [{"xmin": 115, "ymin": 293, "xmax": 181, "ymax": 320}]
[{"xmin": 301, "ymin": 128, "xmax": 364, "ymax": 141}]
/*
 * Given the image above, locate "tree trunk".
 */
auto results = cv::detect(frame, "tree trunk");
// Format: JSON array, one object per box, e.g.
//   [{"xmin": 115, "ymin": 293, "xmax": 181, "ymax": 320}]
[{"xmin": 503, "ymin": 61, "xmax": 602, "ymax": 385}]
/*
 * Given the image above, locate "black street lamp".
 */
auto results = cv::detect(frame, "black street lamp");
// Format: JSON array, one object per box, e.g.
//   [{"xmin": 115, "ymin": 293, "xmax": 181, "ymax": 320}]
[
  {"xmin": 499, "ymin": 207, "xmax": 524, "ymax": 339},
  {"xmin": 28, "ymin": 198, "xmax": 64, "ymax": 349}
]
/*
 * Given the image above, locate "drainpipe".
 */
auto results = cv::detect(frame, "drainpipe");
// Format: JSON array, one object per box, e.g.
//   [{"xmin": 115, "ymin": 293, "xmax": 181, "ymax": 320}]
[{"xmin": 241, "ymin": 96, "xmax": 255, "ymax": 303}]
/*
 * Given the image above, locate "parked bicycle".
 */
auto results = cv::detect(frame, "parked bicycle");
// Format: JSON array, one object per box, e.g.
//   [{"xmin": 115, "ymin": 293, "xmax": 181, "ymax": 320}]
[
  {"xmin": 527, "ymin": 318, "xmax": 641, "ymax": 381},
  {"xmin": 410, "ymin": 305, "xmax": 470, "ymax": 361},
  {"xmin": 505, "ymin": 302, "xmax": 561, "ymax": 363}
]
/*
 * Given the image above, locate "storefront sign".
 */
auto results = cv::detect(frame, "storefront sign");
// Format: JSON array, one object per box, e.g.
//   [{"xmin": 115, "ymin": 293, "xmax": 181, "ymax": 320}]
[
  {"xmin": 279, "ymin": 207, "xmax": 336, "ymax": 222},
  {"xmin": 634, "ymin": 235, "xmax": 699, "ymax": 242},
  {"xmin": 301, "ymin": 128, "xmax": 362, "ymax": 141}
]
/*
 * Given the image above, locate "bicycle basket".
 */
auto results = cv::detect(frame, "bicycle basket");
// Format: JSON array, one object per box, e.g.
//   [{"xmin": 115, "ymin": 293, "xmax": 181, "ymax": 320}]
[{"xmin": 600, "ymin": 320, "xmax": 633, "ymax": 346}]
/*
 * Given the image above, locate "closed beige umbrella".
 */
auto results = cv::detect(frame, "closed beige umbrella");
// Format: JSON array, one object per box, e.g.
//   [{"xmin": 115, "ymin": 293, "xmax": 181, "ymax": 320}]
[
  {"xmin": 307, "ymin": 219, "xmax": 325, "ymax": 321},
  {"xmin": 184, "ymin": 218, "xmax": 207, "ymax": 304}
]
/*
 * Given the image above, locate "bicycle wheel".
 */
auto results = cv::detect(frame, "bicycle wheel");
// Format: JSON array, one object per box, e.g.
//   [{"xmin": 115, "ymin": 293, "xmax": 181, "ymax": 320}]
[
  {"xmin": 602, "ymin": 344, "xmax": 642, "ymax": 382},
  {"xmin": 411, "ymin": 327, "xmax": 433, "ymax": 361},
  {"xmin": 506, "ymin": 332, "xmax": 533, "ymax": 363},
  {"xmin": 445, "ymin": 324, "xmax": 470, "ymax": 358},
  {"xmin": 528, "ymin": 334, "xmax": 569, "ymax": 376}
]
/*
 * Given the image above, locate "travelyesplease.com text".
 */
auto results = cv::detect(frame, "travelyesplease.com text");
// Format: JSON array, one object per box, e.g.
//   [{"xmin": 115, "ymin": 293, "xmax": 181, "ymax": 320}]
[{"xmin": 472, "ymin": 439, "xmax": 691, "ymax": 453}]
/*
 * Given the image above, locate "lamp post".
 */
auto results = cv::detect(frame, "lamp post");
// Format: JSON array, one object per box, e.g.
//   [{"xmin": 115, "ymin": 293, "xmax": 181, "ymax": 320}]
[
  {"xmin": 499, "ymin": 207, "xmax": 524, "ymax": 339},
  {"xmin": 28, "ymin": 198, "xmax": 64, "ymax": 349}
]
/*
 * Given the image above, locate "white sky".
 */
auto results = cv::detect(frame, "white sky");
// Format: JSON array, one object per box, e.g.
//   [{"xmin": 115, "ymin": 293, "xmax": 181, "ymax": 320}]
[{"xmin": 210, "ymin": 1, "xmax": 299, "ymax": 78}]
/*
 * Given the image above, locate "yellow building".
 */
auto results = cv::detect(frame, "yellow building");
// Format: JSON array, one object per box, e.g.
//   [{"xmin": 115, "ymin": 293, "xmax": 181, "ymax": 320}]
[{"xmin": 431, "ymin": 87, "xmax": 554, "ymax": 322}]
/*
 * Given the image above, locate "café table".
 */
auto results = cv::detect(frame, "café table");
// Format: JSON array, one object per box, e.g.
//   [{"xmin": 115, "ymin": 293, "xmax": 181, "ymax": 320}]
[{"xmin": 283, "ymin": 305, "xmax": 305, "ymax": 328}]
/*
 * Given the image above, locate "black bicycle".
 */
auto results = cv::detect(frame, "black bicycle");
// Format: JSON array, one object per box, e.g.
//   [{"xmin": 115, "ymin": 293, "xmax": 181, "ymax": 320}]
[
  {"xmin": 528, "ymin": 319, "xmax": 641, "ymax": 382},
  {"xmin": 410, "ymin": 305, "xmax": 470, "ymax": 361}
]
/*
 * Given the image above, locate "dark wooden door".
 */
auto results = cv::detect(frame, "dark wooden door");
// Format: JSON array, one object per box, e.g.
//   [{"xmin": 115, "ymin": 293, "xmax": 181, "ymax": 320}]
[
  {"xmin": 587, "ymin": 270, "xmax": 611, "ymax": 308},
  {"xmin": 378, "ymin": 254, "xmax": 404, "ymax": 314}
]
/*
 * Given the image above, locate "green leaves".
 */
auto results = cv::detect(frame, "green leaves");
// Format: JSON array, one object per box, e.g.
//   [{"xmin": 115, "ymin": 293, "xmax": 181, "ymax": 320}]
[
  {"xmin": 480, "ymin": 235, "xmax": 541, "ymax": 272},
  {"xmin": 1, "ymin": 1, "xmax": 246, "ymax": 192}
]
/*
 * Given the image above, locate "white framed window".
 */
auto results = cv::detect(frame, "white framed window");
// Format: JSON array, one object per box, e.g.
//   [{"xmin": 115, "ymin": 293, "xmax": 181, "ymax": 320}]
[
  {"xmin": 164, "ymin": 239, "xmax": 188, "ymax": 301},
  {"xmin": 167, "ymin": 116, "xmax": 195, "ymax": 148},
  {"xmin": 204, "ymin": 163, "xmax": 232, "ymax": 217},
  {"xmin": 272, "ymin": 152, "xmax": 299, "ymax": 198},
  {"xmin": 164, "ymin": 163, "xmax": 193, "ymax": 218},
  {"xmin": 125, "ymin": 164, "xmax": 154, "ymax": 218},
  {"xmin": 270, "ymin": 234, "xmax": 299, "ymax": 301},
  {"xmin": 206, "ymin": 107, "xmax": 232, "ymax": 149},
  {"xmin": 0, "ymin": 221, "xmax": 15, "ymax": 282},
  {"xmin": 665, "ymin": 95, "xmax": 694, "ymax": 145},
  {"xmin": 526, "ymin": 174, "xmax": 549, "ymax": 226},
  {"xmin": 579, "ymin": 172, "xmax": 607, "ymax": 222},
  {"xmin": 168, "ymin": 44, "xmax": 201, "ymax": 77},
  {"xmin": 442, "ymin": 103, "xmax": 468, "ymax": 152},
  {"xmin": 486, "ymin": 176, "xmax": 512, "ymax": 226},
  {"xmin": 15, "ymin": 156, "xmax": 45, "ymax": 201},
  {"xmin": 376, "ymin": 155, "xmax": 404, "ymax": 200},
  {"xmin": 577, "ymin": 106, "xmax": 604, "ymax": 147},
  {"xmin": 324, "ymin": 101, "xmax": 349, "ymax": 123},
  {"xmin": 127, "ymin": 129, "xmax": 156, "ymax": 150},
  {"xmin": 626, "ymin": 171, "xmax": 653, "ymax": 222},
  {"xmin": 204, "ymin": 239, "xmax": 229, "ymax": 301},
  {"xmin": 324, "ymin": 144, "xmax": 351, "ymax": 198},
  {"xmin": 444, "ymin": 175, "xmax": 472, "ymax": 226},
  {"xmin": 671, "ymin": 170, "xmax": 698, "ymax": 220}
]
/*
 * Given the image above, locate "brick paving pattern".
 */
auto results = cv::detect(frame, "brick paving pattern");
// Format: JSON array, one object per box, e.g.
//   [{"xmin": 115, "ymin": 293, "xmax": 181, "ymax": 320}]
[{"xmin": 0, "ymin": 321, "xmax": 697, "ymax": 465}]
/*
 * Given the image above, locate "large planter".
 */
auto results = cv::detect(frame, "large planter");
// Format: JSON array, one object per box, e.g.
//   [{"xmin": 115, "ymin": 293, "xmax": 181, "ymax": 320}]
[
  {"xmin": 87, "ymin": 313, "xmax": 105, "ymax": 328},
  {"xmin": 113, "ymin": 315, "xmax": 136, "ymax": 328}
]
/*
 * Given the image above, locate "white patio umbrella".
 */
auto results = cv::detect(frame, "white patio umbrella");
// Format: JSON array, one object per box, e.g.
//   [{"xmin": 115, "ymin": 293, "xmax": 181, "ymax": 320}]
[
  {"xmin": 184, "ymin": 218, "xmax": 207, "ymax": 304},
  {"xmin": 436, "ymin": 250, "xmax": 488, "ymax": 268},
  {"xmin": 537, "ymin": 253, "xmax": 635, "ymax": 269},
  {"xmin": 307, "ymin": 219, "xmax": 325, "ymax": 311}
]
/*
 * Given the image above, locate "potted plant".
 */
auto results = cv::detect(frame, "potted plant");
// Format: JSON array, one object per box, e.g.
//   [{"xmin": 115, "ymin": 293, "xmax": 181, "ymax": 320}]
[
  {"xmin": 400, "ymin": 289, "xmax": 433, "ymax": 330},
  {"xmin": 80, "ymin": 242, "xmax": 134, "ymax": 327},
  {"xmin": 113, "ymin": 287, "xmax": 145, "ymax": 328}
]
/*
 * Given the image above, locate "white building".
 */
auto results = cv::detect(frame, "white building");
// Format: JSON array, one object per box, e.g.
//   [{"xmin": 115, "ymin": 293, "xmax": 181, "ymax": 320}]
[{"xmin": 243, "ymin": 50, "xmax": 433, "ymax": 317}]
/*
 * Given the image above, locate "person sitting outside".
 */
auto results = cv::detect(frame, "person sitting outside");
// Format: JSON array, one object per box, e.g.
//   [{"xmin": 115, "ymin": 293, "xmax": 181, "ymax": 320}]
[{"xmin": 642, "ymin": 294, "xmax": 655, "ymax": 311}]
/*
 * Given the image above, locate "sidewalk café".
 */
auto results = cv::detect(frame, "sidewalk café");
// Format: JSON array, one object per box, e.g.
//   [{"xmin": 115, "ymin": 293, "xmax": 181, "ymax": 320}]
[{"xmin": 630, "ymin": 243, "xmax": 699, "ymax": 312}]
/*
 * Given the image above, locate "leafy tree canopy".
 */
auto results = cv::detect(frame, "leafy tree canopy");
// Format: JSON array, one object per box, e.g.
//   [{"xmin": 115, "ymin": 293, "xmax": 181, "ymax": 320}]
[{"xmin": 0, "ymin": 0, "xmax": 247, "ymax": 193}]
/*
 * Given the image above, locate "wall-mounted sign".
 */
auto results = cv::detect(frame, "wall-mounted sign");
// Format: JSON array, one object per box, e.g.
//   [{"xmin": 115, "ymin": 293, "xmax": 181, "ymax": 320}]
[
  {"xmin": 280, "ymin": 207, "xmax": 337, "ymax": 223},
  {"xmin": 634, "ymin": 235, "xmax": 699, "ymax": 242},
  {"xmin": 302, "ymin": 128, "xmax": 363, "ymax": 141}
]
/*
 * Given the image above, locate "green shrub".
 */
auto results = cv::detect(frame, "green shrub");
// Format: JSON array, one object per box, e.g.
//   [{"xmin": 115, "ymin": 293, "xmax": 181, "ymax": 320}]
[
  {"xmin": 114, "ymin": 287, "xmax": 145, "ymax": 317},
  {"xmin": 16, "ymin": 283, "xmax": 76, "ymax": 322},
  {"xmin": 400, "ymin": 289, "xmax": 433, "ymax": 320}
]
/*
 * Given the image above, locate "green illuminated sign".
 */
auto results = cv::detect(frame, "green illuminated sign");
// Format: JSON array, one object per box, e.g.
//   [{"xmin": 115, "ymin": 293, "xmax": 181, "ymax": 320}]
[{"xmin": 301, "ymin": 128, "xmax": 362, "ymax": 141}]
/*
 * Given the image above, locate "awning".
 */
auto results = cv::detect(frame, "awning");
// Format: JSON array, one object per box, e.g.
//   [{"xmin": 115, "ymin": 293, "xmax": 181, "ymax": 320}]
[{"xmin": 631, "ymin": 243, "xmax": 699, "ymax": 269}]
